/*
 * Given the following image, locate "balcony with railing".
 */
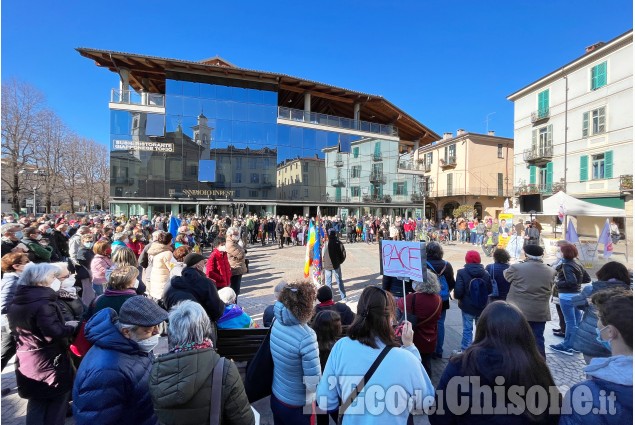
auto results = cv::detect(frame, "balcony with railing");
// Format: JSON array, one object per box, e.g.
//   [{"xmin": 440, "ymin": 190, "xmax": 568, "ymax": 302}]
[
  {"xmin": 331, "ymin": 177, "xmax": 346, "ymax": 187},
  {"xmin": 531, "ymin": 107, "xmax": 550, "ymax": 123},
  {"xmin": 277, "ymin": 107, "xmax": 398, "ymax": 138},
  {"xmin": 372, "ymin": 153, "xmax": 382, "ymax": 161},
  {"xmin": 514, "ymin": 183, "xmax": 560, "ymax": 196},
  {"xmin": 523, "ymin": 145, "xmax": 553, "ymax": 165},
  {"xmin": 431, "ymin": 187, "xmax": 515, "ymax": 198},
  {"xmin": 619, "ymin": 175, "xmax": 633, "ymax": 192},
  {"xmin": 369, "ymin": 172, "xmax": 386, "ymax": 184},
  {"xmin": 334, "ymin": 157, "xmax": 344, "ymax": 167},
  {"xmin": 439, "ymin": 156, "xmax": 457, "ymax": 169},
  {"xmin": 109, "ymin": 89, "xmax": 165, "ymax": 112},
  {"xmin": 397, "ymin": 160, "xmax": 430, "ymax": 174}
]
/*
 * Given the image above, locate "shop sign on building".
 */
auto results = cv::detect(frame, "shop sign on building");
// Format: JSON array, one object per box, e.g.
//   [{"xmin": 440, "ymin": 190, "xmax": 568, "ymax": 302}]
[{"xmin": 112, "ymin": 140, "xmax": 175, "ymax": 152}]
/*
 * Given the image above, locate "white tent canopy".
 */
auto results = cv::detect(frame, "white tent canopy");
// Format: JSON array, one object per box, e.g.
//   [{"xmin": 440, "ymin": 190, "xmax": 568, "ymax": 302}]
[{"xmin": 542, "ymin": 191, "xmax": 625, "ymax": 217}]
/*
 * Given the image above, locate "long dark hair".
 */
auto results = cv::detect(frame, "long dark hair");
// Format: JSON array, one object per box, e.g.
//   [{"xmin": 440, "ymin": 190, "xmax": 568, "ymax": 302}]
[
  {"xmin": 458, "ymin": 301, "xmax": 559, "ymax": 420},
  {"xmin": 348, "ymin": 286, "xmax": 398, "ymax": 348},
  {"xmin": 311, "ymin": 310, "xmax": 342, "ymax": 367}
]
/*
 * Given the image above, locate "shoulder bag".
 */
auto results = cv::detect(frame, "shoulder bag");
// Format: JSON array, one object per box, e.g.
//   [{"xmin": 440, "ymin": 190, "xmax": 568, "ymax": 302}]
[
  {"xmin": 244, "ymin": 318, "xmax": 275, "ymax": 402},
  {"xmin": 338, "ymin": 345, "xmax": 393, "ymax": 424},
  {"xmin": 209, "ymin": 356, "xmax": 226, "ymax": 424}
]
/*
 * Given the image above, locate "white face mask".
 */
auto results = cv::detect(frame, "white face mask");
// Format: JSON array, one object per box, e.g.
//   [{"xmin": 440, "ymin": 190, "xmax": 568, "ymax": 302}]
[
  {"xmin": 34, "ymin": 234, "xmax": 43, "ymax": 241},
  {"xmin": 133, "ymin": 280, "xmax": 139, "ymax": 289},
  {"xmin": 50, "ymin": 278, "xmax": 62, "ymax": 292},
  {"xmin": 61, "ymin": 277, "xmax": 76, "ymax": 294},
  {"xmin": 135, "ymin": 334, "xmax": 160, "ymax": 353},
  {"xmin": 555, "ymin": 251, "xmax": 563, "ymax": 259}
]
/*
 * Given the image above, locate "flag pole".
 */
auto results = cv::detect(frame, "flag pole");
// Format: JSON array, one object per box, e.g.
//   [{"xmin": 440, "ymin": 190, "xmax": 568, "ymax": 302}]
[{"xmin": 401, "ymin": 278, "xmax": 407, "ymax": 321}]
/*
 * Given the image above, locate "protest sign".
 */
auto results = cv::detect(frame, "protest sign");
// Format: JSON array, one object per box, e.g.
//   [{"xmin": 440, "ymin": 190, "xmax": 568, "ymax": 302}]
[{"xmin": 379, "ymin": 240, "xmax": 426, "ymax": 282}]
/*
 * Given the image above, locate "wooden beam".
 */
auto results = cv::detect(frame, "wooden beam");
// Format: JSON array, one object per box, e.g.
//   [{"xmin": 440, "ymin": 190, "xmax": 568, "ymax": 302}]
[{"xmin": 280, "ymin": 84, "xmax": 354, "ymax": 103}]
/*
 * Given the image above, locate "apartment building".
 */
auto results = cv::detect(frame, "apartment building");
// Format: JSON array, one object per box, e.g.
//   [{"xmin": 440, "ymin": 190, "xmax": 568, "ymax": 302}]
[
  {"xmin": 398, "ymin": 130, "xmax": 514, "ymax": 220},
  {"xmin": 507, "ymin": 30, "xmax": 633, "ymax": 238}
]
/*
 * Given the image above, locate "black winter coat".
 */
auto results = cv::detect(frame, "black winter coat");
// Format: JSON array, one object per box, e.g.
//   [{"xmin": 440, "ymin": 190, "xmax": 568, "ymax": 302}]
[
  {"xmin": 382, "ymin": 275, "xmax": 414, "ymax": 298},
  {"xmin": 313, "ymin": 301, "xmax": 355, "ymax": 326},
  {"xmin": 163, "ymin": 267, "xmax": 225, "ymax": 322},
  {"xmin": 555, "ymin": 260, "xmax": 591, "ymax": 293},
  {"xmin": 426, "ymin": 259, "xmax": 456, "ymax": 310},
  {"xmin": 8, "ymin": 285, "xmax": 76, "ymax": 399},
  {"xmin": 454, "ymin": 263, "xmax": 493, "ymax": 316}
]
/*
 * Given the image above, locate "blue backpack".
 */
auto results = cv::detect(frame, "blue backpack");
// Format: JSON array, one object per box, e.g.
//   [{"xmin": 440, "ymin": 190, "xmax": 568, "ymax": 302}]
[
  {"xmin": 427, "ymin": 261, "xmax": 450, "ymax": 301},
  {"xmin": 468, "ymin": 276, "xmax": 490, "ymax": 309}
]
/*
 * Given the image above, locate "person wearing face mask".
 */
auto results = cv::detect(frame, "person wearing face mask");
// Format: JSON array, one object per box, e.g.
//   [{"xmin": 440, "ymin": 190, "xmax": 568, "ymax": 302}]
[
  {"xmin": 20, "ymin": 227, "xmax": 54, "ymax": 263},
  {"xmin": 571, "ymin": 261, "xmax": 631, "ymax": 363},
  {"xmin": 53, "ymin": 262, "xmax": 84, "ymax": 324},
  {"xmin": 111, "ymin": 231, "xmax": 130, "ymax": 255},
  {"xmin": 560, "ymin": 289, "xmax": 633, "ymax": 425},
  {"xmin": 69, "ymin": 226, "xmax": 91, "ymax": 265},
  {"xmin": 76, "ymin": 234, "xmax": 96, "ymax": 306},
  {"xmin": 226, "ymin": 227, "xmax": 247, "ymax": 303},
  {"xmin": 163, "ymin": 253, "xmax": 224, "ymax": 341},
  {"xmin": 1, "ymin": 223, "xmax": 25, "ymax": 257},
  {"xmin": 73, "ymin": 296, "xmax": 168, "ymax": 425},
  {"xmin": 7, "ymin": 263, "xmax": 79, "ymax": 425},
  {"xmin": 0, "ymin": 252, "xmax": 30, "ymax": 372}
]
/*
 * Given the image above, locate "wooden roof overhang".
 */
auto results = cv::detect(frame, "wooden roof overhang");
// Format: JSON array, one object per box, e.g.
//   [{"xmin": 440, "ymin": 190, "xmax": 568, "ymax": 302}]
[{"xmin": 77, "ymin": 48, "xmax": 439, "ymax": 143}]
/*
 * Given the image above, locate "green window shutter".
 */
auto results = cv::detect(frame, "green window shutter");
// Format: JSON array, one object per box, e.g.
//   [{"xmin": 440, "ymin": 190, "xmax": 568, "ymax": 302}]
[
  {"xmin": 580, "ymin": 155, "xmax": 589, "ymax": 181},
  {"xmin": 393, "ymin": 182, "xmax": 397, "ymax": 195},
  {"xmin": 370, "ymin": 185, "xmax": 375, "ymax": 196},
  {"xmin": 538, "ymin": 90, "xmax": 549, "ymax": 116},
  {"xmin": 604, "ymin": 150, "xmax": 613, "ymax": 179},
  {"xmin": 374, "ymin": 143, "xmax": 381, "ymax": 155},
  {"xmin": 353, "ymin": 147, "xmax": 359, "ymax": 158},
  {"xmin": 582, "ymin": 112, "xmax": 589, "ymax": 137},
  {"xmin": 546, "ymin": 162, "xmax": 553, "ymax": 186},
  {"xmin": 597, "ymin": 62, "xmax": 607, "ymax": 88},
  {"xmin": 404, "ymin": 181, "xmax": 408, "ymax": 196},
  {"xmin": 529, "ymin": 166, "xmax": 536, "ymax": 185},
  {"xmin": 378, "ymin": 185, "xmax": 383, "ymax": 197}
]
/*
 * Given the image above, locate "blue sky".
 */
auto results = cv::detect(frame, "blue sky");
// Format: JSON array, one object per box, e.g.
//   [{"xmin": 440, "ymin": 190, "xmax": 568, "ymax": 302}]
[{"xmin": 2, "ymin": 1, "xmax": 632, "ymax": 145}]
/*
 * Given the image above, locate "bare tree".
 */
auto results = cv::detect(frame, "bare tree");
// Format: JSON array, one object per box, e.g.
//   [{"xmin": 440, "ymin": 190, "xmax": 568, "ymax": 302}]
[
  {"xmin": 94, "ymin": 144, "xmax": 110, "ymax": 210},
  {"xmin": 1, "ymin": 79, "xmax": 46, "ymax": 212},
  {"xmin": 33, "ymin": 109, "xmax": 67, "ymax": 213},
  {"xmin": 60, "ymin": 134, "xmax": 85, "ymax": 213}
]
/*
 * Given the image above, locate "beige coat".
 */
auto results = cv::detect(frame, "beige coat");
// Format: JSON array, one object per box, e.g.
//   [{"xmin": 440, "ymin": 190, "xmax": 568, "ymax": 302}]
[
  {"xmin": 148, "ymin": 243, "xmax": 175, "ymax": 300},
  {"xmin": 504, "ymin": 259, "xmax": 556, "ymax": 322},
  {"xmin": 225, "ymin": 239, "xmax": 247, "ymax": 276}
]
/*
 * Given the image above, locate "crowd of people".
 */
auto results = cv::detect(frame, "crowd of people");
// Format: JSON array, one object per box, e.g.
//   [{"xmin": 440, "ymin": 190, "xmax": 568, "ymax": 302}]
[{"xmin": 0, "ymin": 211, "xmax": 632, "ymax": 424}]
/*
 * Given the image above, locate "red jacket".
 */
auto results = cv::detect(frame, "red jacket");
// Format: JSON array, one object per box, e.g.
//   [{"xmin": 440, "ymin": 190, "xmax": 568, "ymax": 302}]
[
  {"xmin": 397, "ymin": 293, "xmax": 443, "ymax": 355},
  {"xmin": 126, "ymin": 240, "xmax": 145, "ymax": 258},
  {"xmin": 205, "ymin": 248, "xmax": 231, "ymax": 289}
]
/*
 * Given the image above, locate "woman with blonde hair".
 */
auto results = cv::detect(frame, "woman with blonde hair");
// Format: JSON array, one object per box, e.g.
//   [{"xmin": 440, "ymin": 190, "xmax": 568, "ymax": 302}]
[
  {"xmin": 148, "ymin": 232, "xmax": 176, "ymax": 300},
  {"xmin": 110, "ymin": 246, "xmax": 146, "ymax": 295}
]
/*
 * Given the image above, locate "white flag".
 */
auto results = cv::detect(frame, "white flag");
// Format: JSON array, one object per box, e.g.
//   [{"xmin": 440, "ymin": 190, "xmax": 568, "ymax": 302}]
[
  {"xmin": 503, "ymin": 198, "xmax": 510, "ymax": 212},
  {"xmin": 598, "ymin": 218, "xmax": 614, "ymax": 258}
]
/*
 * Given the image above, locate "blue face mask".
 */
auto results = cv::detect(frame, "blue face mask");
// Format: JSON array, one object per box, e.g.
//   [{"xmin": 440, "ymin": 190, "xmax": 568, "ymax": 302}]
[{"xmin": 596, "ymin": 325, "xmax": 612, "ymax": 351}]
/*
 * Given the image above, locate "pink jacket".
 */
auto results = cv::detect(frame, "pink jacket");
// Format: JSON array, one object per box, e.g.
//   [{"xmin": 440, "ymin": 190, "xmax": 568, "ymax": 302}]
[{"xmin": 91, "ymin": 254, "xmax": 113, "ymax": 285}]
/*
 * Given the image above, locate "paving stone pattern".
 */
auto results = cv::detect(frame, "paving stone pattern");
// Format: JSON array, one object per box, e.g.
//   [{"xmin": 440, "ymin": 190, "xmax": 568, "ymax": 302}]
[{"xmin": 0, "ymin": 239, "xmax": 593, "ymax": 424}]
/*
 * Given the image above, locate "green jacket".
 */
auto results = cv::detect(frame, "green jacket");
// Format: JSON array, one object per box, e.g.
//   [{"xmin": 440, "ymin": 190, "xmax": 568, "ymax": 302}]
[
  {"xmin": 150, "ymin": 348, "xmax": 254, "ymax": 425},
  {"xmin": 26, "ymin": 241, "xmax": 53, "ymax": 262}
]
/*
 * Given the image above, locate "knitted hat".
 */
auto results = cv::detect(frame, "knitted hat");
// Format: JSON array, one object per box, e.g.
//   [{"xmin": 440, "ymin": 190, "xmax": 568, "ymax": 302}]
[
  {"xmin": 523, "ymin": 245, "xmax": 544, "ymax": 257},
  {"xmin": 316, "ymin": 286, "xmax": 333, "ymax": 303},
  {"xmin": 465, "ymin": 250, "xmax": 481, "ymax": 264},
  {"xmin": 118, "ymin": 296, "xmax": 168, "ymax": 327},
  {"xmin": 184, "ymin": 253, "xmax": 206, "ymax": 268}
]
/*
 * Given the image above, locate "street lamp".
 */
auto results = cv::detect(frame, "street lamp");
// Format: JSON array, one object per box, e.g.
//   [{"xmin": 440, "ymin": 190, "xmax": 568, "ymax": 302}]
[
  {"xmin": 419, "ymin": 176, "xmax": 434, "ymax": 220},
  {"xmin": 18, "ymin": 169, "xmax": 48, "ymax": 215}
]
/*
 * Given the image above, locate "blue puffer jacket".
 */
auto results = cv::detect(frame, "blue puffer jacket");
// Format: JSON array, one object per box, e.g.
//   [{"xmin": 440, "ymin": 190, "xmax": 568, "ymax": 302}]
[
  {"xmin": 572, "ymin": 280, "xmax": 629, "ymax": 358},
  {"xmin": 72, "ymin": 308, "xmax": 158, "ymax": 425},
  {"xmin": 270, "ymin": 301, "xmax": 321, "ymax": 406}
]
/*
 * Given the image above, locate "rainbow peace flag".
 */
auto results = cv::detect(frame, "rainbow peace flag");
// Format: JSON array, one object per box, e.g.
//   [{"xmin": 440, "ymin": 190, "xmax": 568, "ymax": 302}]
[{"xmin": 303, "ymin": 219, "xmax": 317, "ymax": 278}]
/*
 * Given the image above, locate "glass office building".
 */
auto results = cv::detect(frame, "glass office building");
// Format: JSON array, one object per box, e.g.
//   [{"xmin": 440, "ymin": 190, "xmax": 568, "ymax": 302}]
[{"xmin": 79, "ymin": 49, "xmax": 439, "ymax": 218}]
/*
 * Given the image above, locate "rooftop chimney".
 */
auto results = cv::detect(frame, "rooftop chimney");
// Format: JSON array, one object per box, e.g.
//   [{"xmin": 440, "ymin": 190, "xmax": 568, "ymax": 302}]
[
  {"xmin": 457, "ymin": 129, "xmax": 465, "ymax": 136},
  {"xmin": 488, "ymin": 130, "xmax": 495, "ymax": 136},
  {"xmin": 443, "ymin": 132, "xmax": 453, "ymax": 140},
  {"xmin": 585, "ymin": 42, "xmax": 606, "ymax": 54}
]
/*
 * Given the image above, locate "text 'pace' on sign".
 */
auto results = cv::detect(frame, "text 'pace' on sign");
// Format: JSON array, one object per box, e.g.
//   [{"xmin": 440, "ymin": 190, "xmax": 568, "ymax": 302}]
[{"xmin": 379, "ymin": 240, "xmax": 426, "ymax": 282}]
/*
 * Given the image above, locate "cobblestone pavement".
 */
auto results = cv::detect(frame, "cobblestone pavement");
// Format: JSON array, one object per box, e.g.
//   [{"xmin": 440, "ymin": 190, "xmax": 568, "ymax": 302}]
[{"xmin": 1, "ymin": 239, "xmax": 592, "ymax": 424}]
